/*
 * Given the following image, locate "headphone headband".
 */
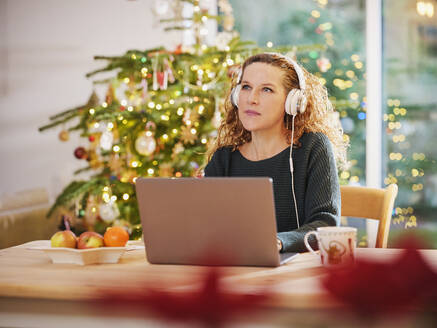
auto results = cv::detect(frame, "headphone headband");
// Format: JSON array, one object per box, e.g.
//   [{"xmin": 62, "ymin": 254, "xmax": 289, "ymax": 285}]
[{"xmin": 264, "ymin": 52, "xmax": 306, "ymax": 91}]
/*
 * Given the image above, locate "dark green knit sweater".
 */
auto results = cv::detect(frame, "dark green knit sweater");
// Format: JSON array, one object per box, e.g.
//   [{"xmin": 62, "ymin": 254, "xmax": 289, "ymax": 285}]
[{"xmin": 204, "ymin": 132, "xmax": 340, "ymax": 253}]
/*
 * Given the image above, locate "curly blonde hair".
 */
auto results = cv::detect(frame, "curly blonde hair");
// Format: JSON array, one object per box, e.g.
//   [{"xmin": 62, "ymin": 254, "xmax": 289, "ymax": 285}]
[{"xmin": 206, "ymin": 53, "xmax": 348, "ymax": 168}]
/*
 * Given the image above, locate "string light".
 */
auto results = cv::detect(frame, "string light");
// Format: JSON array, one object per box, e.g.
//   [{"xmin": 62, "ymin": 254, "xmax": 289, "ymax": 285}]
[
  {"xmin": 311, "ymin": 10, "xmax": 320, "ymax": 18},
  {"xmin": 102, "ymin": 192, "xmax": 110, "ymax": 203},
  {"xmin": 131, "ymin": 161, "xmax": 139, "ymax": 168},
  {"xmin": 417, "ymin": 1, "xmax": 434, "ymax": 17},
  {"xmin": 122, "ymin": 193, "xmax": 129, "ymax": 200}
]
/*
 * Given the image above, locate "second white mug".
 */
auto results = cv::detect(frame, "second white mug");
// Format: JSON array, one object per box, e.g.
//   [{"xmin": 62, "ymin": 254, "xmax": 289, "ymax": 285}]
[{"xmin": 304, "ymin": 226, "xmax": 357, "ymax": 266}]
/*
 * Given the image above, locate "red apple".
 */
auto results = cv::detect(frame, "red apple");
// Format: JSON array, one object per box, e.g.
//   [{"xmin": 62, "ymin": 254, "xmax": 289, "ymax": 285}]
[
  {"xmin": 51, "ymin": 230, "xmax": 77, "ymax": 248},
  {"xmin": 77, "ymin": 231, "xmax": 104, "ymax": 249}
]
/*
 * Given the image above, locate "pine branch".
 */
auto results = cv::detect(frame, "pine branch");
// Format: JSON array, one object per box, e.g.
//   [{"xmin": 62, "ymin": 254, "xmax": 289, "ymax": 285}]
[
  {"xmin": 39, "ymin": 111, "xmax": 80, "ymax": 132},
  {"xmin": 48, "ymin": 105, "xmax": 83, "ymax": 120},
  {"xmin": 46, "ymin": 178, "xmax": 107, "ymax": 218},
  {"xmin": 74, "ymin": 166, "xmax": 93, "ymax": 175}
]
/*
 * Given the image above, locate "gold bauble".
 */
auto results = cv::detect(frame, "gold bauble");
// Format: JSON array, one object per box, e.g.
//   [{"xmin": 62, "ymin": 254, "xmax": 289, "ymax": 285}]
[{"xmin": 58, "ymin": 130, "xmax": 69, "ymax": 142}]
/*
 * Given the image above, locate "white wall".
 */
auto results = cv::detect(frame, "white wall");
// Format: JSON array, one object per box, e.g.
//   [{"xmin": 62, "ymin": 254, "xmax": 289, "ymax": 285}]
[{"xmin": 0, "ymin": 0, "xmax": 182, "ymax": 199}]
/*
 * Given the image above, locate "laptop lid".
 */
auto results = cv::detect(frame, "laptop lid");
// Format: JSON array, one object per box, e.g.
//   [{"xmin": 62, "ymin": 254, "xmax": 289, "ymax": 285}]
[{"xmin": 136, "ymin": 177, "xmax": 295, "ymax": 267}]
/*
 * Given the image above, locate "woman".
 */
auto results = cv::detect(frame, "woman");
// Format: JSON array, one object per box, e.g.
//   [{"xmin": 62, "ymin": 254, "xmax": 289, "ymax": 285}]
[{"xmin": 204, "ymin": 52, "xmax": 348, "ymax": 253}]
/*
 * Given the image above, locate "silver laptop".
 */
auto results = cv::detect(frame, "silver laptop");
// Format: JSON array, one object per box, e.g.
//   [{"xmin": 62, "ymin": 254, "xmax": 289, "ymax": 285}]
[{"xmin": 135, "ymin": 177, "xmax": 298, "ymax": 267}]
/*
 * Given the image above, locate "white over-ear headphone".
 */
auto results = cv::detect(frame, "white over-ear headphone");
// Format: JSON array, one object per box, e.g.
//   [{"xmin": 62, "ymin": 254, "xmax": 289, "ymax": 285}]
[{"xmin": 230, "ymin": 53, "xmax": 307, "ymax": 230}]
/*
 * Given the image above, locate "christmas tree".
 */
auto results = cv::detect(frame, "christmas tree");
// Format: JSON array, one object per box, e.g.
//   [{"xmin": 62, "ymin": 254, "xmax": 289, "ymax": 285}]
[{"xmin": 39, "ymin": 0, "xmax": 322, "ymax": 238}]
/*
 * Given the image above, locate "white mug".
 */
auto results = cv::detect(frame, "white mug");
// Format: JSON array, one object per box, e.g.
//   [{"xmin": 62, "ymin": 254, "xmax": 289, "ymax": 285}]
[{"xmin": 304, "ymin": 226, "xmax": 357, "ymax": 266}]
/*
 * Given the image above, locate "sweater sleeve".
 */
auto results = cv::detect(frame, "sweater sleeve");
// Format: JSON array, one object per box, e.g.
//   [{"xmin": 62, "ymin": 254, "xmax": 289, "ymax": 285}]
[{"xmin": 277, "ymin": 134, "xmax": 340, "ymax": 253}]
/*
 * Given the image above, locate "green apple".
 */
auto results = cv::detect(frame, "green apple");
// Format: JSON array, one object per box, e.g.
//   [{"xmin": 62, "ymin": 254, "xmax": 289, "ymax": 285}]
[
  {"xmin": 77, "ymin": 231, "xmax": 104, "ymax": 249},
  {"xmin": 50, "ymin": 230, "xmax": 77, "ymax": 248}
]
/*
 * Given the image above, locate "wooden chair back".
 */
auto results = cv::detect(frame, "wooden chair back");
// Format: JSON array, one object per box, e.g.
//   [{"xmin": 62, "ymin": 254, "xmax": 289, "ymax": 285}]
[{"xmin": 340, "ymin": 184, "xmax": 398, "ymax": 248}]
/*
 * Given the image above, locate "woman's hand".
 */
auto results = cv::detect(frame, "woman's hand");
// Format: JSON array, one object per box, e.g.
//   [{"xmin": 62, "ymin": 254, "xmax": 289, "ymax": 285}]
[{"xmin": 277, "ymin": 238, "xmax": 283, "ymax": 252}]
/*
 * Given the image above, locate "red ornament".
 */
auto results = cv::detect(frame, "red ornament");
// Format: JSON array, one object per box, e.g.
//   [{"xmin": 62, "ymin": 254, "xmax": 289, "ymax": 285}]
[
  {"xmin": 96, "ymin": 266, "xmax": 271, "ymax": 326},
  {"xmin": 74, "ymin": 147, "xmax": 87, "ymax": 159},
  {"xmin": 156, "ymin": 72, "xmax": 165, "ymax": 86},
  {"xmin": 322, "ymin": 234, "xmax": 437, "ymax": 319},
  {"xmin": 88, "ymin": 135, "xmax": 95, "ymax": 142}
]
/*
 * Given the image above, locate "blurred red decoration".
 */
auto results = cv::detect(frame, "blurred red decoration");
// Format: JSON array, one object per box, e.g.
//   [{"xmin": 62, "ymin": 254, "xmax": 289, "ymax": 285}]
[
  {"xmin": 322, "ymin": 235, "xmax": 437, "ymax": 320},
  {"xmin": 97, "ymin": 267, "xmax": 271, "ymax": 326}
]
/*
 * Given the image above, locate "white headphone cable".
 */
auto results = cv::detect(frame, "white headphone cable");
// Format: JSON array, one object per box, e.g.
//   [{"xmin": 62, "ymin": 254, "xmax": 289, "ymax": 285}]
[{"xmin": 289, "ymin": 114, "xmax": 300, "ymax": 229}]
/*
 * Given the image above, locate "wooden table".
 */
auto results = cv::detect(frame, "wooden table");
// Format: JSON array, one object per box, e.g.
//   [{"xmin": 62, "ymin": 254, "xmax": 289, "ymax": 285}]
[{"xmin": 1, "ymin": 241, "xmax": 437, "ymax": 327}]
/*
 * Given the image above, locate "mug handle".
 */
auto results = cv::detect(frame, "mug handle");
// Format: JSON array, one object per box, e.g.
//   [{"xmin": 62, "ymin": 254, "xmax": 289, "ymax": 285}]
[{"xmin": 304, "ymin": 231, "xmax": 319, "ymax": 256}]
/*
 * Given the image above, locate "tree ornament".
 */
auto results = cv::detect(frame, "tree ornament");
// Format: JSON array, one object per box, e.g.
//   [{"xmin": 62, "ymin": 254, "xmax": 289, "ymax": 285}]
[
  {"xmin": 98, "ymin": 201, "xmax": 120, "ymax": 223},
  {"xmin": 74, "ymin": 147, "xmax": 87, "ymax": 159},
  {"xmin": 58, "ymin": 130, "xmax": 69, "ymax": 142},
  {"xmin": 183, "ymin": 108, "xmax": 193, "ymax": 126},
  {"xmin": 105, "ymin": 85, "xmax": 116, "ymax": 104},
  {"xmin": 141, "ymin": 78, "xmax": 149, "ymax": 100},
  {"xmin": 100, "ymin": 130, "xmax": 114, "ymax": 151},
  {"xmin": 135, "ymin": 132, "xmax": 156, "ymax": 156},
  {"xmin": 216, "ymin": 32, "xmax": 234, "ymax": 51},
  {"xmin": 156, "ymin": 71, "xmax": 168, "ymax": 90},
  {"xmin": 109, "ymin": 154, "xmax": 123, "ymax": 174},
  {"xmin": 172, "ymin": 142, "xmax": 185, "ymax": 159},
  {"xmin": 164, "ymin": 58, "xmax": 175, "ymax": 84},
  {"xmin": 84, "ymin": 196, "xmax": 99, "ymax": 228},
  {"xmin": 86, "ymin": 90, "xmax": 100, "ymax": 108},
  {"xmin": 146, "ymin": 121, "xmax": 156, "ymax": 130},
  {"xmin": 120, "ymin": 170, "xmax": 137, "ymax": 183},
  {"xmin": 173, "ymin": 44, "xmax": 183, "ymax": 55},
  {"xmin": 317, "ymin": 56, "xmax": 331, "ymax": 73},
  {"xmin": 88, "ymin": 135, "xmax": 95, "ymax": 142},
  {"xmin": 158, "ymin": 163, "xmax": 174, "ymax": 177},
  {"xmin": 180, "ymin": 126, "xmax": 197, "ymax": 145},
  {"xmin": 90, "ymin": 159, "xmax": 103, "ymax": 169}
]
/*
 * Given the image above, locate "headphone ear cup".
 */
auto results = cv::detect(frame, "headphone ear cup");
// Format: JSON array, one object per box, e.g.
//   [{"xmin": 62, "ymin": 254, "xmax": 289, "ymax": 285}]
[
  {"xmin": 230, "ymin": 84, "xmax": 241, "ymax": 108},
  {"xmin": 285, "ymin": 89, "xmax": 299, "ymax": 116},
  {"xmin": 285, "ymin": 89, "xmax": 307, "ymax": 116}
]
